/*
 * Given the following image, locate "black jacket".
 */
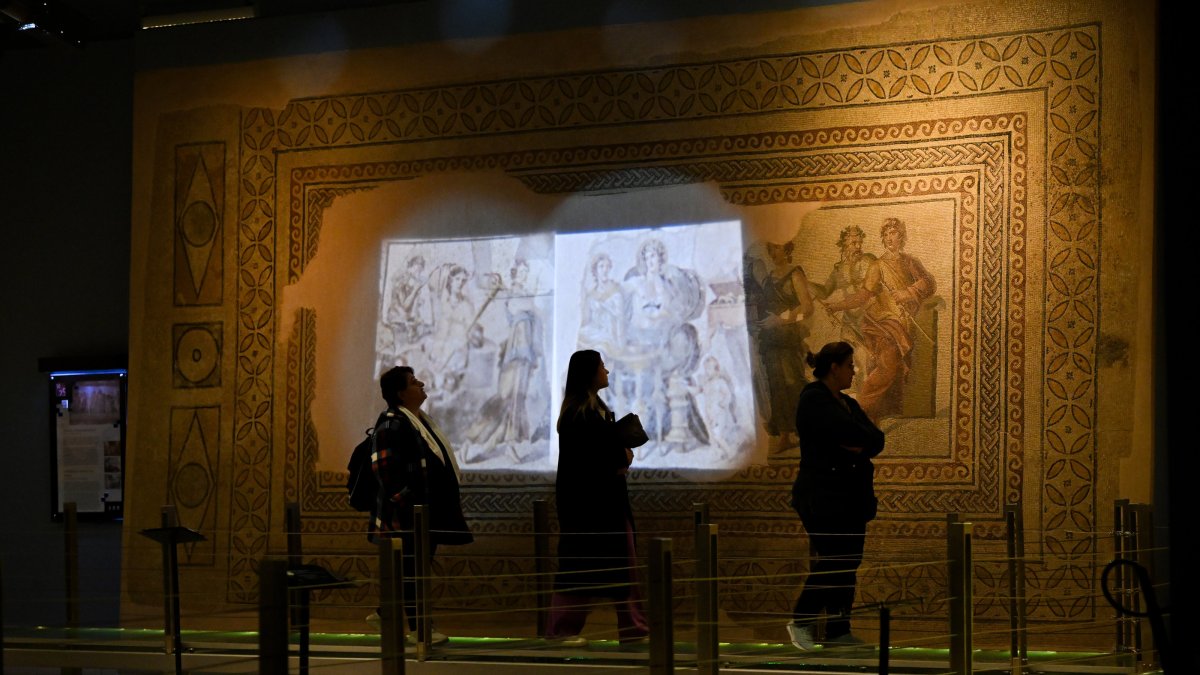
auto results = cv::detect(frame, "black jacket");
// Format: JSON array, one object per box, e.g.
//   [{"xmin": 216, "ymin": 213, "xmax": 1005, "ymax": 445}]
[
  {"xmin": 370, "ymin": 406, "xmax": 473, "ymax": 546},
  {"xmin": 554, "ymin": 405, "xmax": 636, "ymax": 597},
  {"xmin": 791, "ymin": 380, "xmax": 885, "ymax": 525}
]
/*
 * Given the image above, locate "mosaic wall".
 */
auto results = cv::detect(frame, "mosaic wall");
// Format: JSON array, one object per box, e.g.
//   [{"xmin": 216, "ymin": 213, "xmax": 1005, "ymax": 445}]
[{"xmin": 124, "ymin": 0, "xmax": 1152, "ymax": 649}]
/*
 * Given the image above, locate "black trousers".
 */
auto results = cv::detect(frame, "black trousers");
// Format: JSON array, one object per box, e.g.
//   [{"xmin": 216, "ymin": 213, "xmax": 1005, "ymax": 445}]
[
  {"xmin": 791, "ymin": 519, "xmax": 867, "ymax": 638},
  {"xmin": 380, "ymin": 534, "xmax": 438, "ymax": 632}
]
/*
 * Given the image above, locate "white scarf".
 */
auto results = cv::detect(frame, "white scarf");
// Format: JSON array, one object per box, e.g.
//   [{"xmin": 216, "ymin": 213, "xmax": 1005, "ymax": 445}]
[{"xmin": 396, "ymin": 406, "xmax": 462, "ymax": 482}]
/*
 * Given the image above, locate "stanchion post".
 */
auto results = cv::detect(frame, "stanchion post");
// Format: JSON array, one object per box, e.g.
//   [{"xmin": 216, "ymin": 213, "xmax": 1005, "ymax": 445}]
[
  {"xmin": 1004, "ymin": 506, "xmax": 1019, "ymax": 673},
  {"xmin": 160, "ymin": 506, "xmax": 178, "ymax": 660},
  {"xmin": 63, "ymin": 501, "xmax": 83, "ymax": 675},
  {"xmin": 1015, "ymin": 506, "xmax": 1028, "ymax": 666},
  {"xmin": 945, "ymin": 512, "xmax": 959, "ymax": 557},
  {"xmin": 648, "ymin": 537, "xmax": 674, "ymax": 675},
  {"xmin": 259, "ymin": 557, "xmax": 289, "ymax": 675},
  {"xmin": 162, "ymin": 505, "xmax": 182, "ymax": 674},
  {"xmin": 1131, "ymin": 504, "xmax": 1155, "ymax": 666},
  {"xmin": 379, "ymin": 537, "xmax": 406, "ymax": 675},
  {"xmin": 533, "ymin": 498, "xmax": 551, "ymax": 638},
  {"xmin": 1, "ymin": 556, "xmax": 5, "ymax": 675},
  {"xmin": 1005, "ymin": 504, "xmax": 1028, "ymax": 673},
  {"xmin": 693, "ymin": 502, "xmax": 709, "ymax": 528},
  {"xmin": 284, "ymin": 503, "xmax": 311, "ymax": 675},
  {"xmin": 945, "ymin": 512, "xmax": 959, "ymax": 672},
  {"xmin": 695, "ymin": 523, "xmax": 718, "ymax": 675},
  {"xmin": 948, "ymin": 520, "xmax": 974, "ymax": 675},
  {"xmin": 412, "ymin": 504, "xmax": 431, "ymax": 659},
  {"xmin": 878, "ymin": 604, "xmax": 890, "ymax": 675},
  {"xmin": 64, "ymin": 501, "xmax": 80, "ymax": 630},
  {"xmin": 944, "ymin": 511, "xmax": 958, "ymax": 671},
  {"xmin": 1113, "ymin": 499, "xmax": 1131, "ymax": 652},
  {"xmin": 137, "ymin": 508, "xmax": 205, "ymax": 675}
]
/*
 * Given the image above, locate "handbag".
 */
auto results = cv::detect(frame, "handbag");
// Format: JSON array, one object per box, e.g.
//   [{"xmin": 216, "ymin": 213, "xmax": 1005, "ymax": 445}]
[{"xmin": 615, "ymin": 412, "xmax": 650, "ymax": 448}]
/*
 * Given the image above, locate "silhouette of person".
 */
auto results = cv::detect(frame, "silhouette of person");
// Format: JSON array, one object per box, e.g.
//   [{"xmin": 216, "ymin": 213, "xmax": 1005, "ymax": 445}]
[
  {"xmin": 787, "ymin": 342, "xmax": 884, "ymax": 650},
  {"xmin": 546, "ymin": 350, "xmax": 650, "ymax": 646},
  {"xmin": 367, "ymin": 366, "xmax": 473, "ymax": 644}
]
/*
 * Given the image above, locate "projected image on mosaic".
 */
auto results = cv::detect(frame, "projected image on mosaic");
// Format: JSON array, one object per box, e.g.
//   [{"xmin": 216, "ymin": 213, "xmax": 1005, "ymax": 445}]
[
  {"xmin": 555, "ymin": 221, "xmax": 754, "ymax": 471},
  {"xmin": 375, "ymin": 222, "xmax": 753, "ymax": 473},
  {"xmin": 376, "ymin": 234, "xmax": 555, "ymax": 470}
]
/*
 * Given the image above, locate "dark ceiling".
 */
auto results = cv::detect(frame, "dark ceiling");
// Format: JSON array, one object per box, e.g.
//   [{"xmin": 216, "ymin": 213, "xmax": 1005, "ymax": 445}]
[
  {"xmin": 0, "ymin": 0, "xmax": 421, "ymax": 50},
  {"xmin": 2, "ymin": 0, "xmax": 839, "ymax": 62}
]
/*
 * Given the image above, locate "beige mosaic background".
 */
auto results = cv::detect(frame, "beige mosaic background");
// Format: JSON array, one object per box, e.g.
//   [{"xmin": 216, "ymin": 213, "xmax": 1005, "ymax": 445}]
[{"xmin": 123, "ymin": 0, "xmax": 1155, "ymax": 650}]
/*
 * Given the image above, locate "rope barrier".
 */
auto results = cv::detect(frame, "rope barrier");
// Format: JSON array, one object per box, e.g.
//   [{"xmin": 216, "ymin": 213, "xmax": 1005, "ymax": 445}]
[{"xmin": 1, "ymin": 501, "xmax": 1165, "ymax": 674}]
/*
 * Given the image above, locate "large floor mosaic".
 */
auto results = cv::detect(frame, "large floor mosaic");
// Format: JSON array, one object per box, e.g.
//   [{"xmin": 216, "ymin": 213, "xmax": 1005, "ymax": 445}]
[{"xmin": 125, "ymin": 7, "xmax": 1148, "ymax": 649}]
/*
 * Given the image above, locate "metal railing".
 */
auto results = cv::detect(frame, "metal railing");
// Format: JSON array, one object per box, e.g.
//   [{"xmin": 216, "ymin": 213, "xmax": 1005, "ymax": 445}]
[{"xmin": 0, "ymin": 498, "xmax": 1167, "ymax": 673}]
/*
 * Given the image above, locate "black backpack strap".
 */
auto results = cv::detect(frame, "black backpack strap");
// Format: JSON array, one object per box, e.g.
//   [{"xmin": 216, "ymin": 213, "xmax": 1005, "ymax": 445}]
[
  {"xmin": 371, "ymin": 410, "xmax": 404, "ymax": 459},
  {"xmin": 378, "ymin": 409, "xmax": 401, "ymax": 429}
]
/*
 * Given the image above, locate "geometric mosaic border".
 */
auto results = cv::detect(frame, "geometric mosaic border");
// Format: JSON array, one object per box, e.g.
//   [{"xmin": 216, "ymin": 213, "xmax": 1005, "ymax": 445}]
[{"xmin": 225, "ymin": 24, "xmax": 1101, "ymax": 626}]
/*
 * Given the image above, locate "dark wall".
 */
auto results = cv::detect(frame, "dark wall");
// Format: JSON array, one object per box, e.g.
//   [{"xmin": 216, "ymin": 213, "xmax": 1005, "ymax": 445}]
[
  {"xmin": 0, "ymin": 38, "xmax": 133, "ymax": 625},
  {"xmin": 1158, "ymin": 4, "xmax": 1193, "ymax": 669}
]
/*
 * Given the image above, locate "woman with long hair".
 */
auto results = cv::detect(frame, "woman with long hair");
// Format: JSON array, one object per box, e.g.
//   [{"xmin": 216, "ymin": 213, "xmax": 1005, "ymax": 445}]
[
  {"xmin": 787, "ymin": 341, "xmax": 885, "ymax": 650},
  {"xmin": 546, "ymin": 349, "xmax": 649, "ymax": 647}
]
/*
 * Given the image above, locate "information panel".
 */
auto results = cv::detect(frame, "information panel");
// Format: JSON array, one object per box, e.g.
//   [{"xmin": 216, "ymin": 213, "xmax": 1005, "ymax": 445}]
[{"xmin": 49, "ymin": 369, "xmax": 127, "ymax": 520}]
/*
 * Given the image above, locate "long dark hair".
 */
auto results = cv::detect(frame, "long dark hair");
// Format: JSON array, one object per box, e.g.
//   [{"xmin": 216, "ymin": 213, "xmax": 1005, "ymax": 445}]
[
  {"xmin": 806, "ymin": 341, "xmax": 854, "ymax": 379},
  {"xmin": 557, "ymin": 349, "xmax": 608, "ymax": 432}
]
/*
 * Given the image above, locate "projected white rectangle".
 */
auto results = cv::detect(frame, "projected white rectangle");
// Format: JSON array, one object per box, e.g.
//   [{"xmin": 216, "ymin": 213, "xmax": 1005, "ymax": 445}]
[
  {"xmin": 377, "ymin": 234, "xmax": 555, "ymax": 471},
  {"xmin": 376, "ymin": 221, "xmax": 752, "ymax": 473}
]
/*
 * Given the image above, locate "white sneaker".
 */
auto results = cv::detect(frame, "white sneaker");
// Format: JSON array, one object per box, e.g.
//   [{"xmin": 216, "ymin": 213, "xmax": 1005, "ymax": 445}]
[
  {"xmin": 369, "ymin": 612, "xmax": 447, "ymax": 646},
  {"xmin": 551, "ymin": 635, "xmax": 589, "ymax": 648},
  {"xmin": 405, "ymin": 631, "xmax": 449, "ymax": 646},
  {"xmin": 786, "ymin": 622, "xmax": 816, "ymax": 650}
]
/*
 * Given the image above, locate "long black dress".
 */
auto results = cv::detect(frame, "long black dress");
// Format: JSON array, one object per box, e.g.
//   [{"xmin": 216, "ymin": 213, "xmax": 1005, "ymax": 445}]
[{"xmin": 554, "ymin": 405, "xmax": 635, "ymax": 598}]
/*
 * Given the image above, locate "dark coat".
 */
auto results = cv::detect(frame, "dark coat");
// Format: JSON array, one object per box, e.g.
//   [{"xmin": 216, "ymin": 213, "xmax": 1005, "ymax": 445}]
[
  {"xmin": 369, "ymin": 406, "xmax": 473, "ymax": 546},
  {"xmin": 554, "ymin": 405, "xmax": 635, "ymax": 597},
  {"xmin": 791, "ymin": 380, "xmax": 885, "ymax": 527}
]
